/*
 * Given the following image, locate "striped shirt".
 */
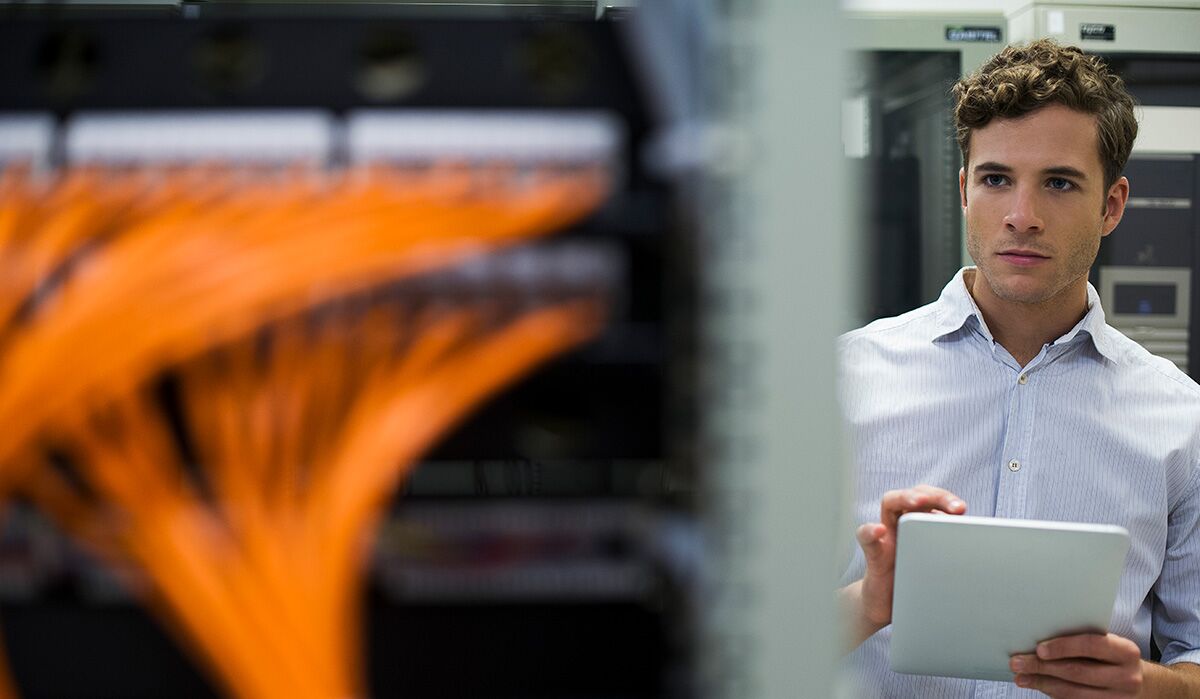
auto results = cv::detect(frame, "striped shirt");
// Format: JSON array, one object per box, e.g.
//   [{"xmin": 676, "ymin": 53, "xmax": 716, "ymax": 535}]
[{"xmin": 838, "ymin": 268, "xmax": 1200, "ymax": 698}]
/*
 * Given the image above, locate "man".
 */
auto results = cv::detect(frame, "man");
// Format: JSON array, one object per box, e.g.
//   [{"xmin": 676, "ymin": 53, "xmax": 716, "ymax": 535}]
[{"xmin": 838, "ymin": 39, "xmax": 1200, "ymax": 697}]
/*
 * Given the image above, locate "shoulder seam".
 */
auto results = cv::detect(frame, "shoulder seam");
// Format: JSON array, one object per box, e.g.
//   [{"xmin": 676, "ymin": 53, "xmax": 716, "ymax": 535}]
[
  {"xmin": 841, "ymin": 304, "xmax": 948, "ymax": 344},
  {"xmin": 1105, "ymin": 333, "xmax": 1200, "ymax": 398}
]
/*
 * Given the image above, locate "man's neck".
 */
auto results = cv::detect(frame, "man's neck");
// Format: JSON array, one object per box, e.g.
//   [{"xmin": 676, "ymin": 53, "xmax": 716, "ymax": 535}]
[{"xmin": 965, "ymin": 269, "xmax": 1090, "ymax": 368}]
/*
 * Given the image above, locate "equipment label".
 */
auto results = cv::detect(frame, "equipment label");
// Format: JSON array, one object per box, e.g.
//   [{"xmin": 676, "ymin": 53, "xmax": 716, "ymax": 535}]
[
  {"xmin": 1127, "ymin": 197, "xmax": 1192, "ymax": 210},
  {"xmin": 945, "ymin": 26, "xmax": 1002, "ymax": 42},
  {"xmin": 1080, "ymin": 23, "xmax": 1115, "ymax": 41}
]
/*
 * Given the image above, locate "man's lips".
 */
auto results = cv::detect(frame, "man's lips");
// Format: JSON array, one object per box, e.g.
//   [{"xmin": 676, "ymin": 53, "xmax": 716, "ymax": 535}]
[{"xmin": 998, "ymin": 250, "xmax": 1050, "ymax": 266}]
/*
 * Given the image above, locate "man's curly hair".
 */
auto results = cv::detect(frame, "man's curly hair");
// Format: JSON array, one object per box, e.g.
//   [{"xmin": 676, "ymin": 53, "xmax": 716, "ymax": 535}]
[{"xmin": 952, "ymin": 39, "xmax": 1138, "ymax": 190}]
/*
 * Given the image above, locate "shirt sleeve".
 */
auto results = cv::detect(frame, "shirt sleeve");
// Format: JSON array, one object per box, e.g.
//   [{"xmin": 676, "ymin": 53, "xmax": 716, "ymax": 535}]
[{"xmin": 1154, "ymin": 467, "xmax": 1200, "ymax": 666}]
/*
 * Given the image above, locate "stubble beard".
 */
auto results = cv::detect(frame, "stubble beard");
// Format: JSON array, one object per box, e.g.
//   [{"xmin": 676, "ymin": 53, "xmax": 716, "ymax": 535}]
[{"xmin": 966, "ymin": 226, "xmax": 1102, "ymax": 307}]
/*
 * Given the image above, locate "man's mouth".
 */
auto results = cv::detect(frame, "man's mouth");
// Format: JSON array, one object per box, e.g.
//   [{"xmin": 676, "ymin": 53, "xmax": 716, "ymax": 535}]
[{"xmin": 998, "ymin": 249, "xmax": 1050, "ymax": 266}]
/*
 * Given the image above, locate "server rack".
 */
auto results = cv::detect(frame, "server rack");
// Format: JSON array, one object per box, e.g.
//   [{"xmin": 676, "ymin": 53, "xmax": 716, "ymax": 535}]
[
  {"xmin": 0, "ymin": 4, "xmax": 700, "ymax": 697},
  {"xmin": 844, "ymin": 9, "xmax": 1006, "ymax": 321}
]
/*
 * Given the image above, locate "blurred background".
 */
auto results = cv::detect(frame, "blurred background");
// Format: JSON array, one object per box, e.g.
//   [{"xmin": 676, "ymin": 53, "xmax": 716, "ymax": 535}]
[{"xmin": 0, "ymin": 1, "xmax": 1195, "ymax": 698}]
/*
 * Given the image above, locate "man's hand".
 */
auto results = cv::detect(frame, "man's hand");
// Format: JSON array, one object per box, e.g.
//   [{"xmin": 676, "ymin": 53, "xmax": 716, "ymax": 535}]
[
  {"xmin": 1010, "ymin": 633, "xmax": 1142, "ymax": 697},
  {"xmin": 840, "ymin": 484, "xmax": 966, "ymax": 650}
]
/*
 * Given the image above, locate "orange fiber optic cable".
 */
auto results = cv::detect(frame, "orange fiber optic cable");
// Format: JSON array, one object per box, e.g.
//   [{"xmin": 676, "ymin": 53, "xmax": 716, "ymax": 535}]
[
  {"xmin": 1, "ymin": 160, "xmax": 613, "ymax": 699},
  {"xmin": 0, "ymin": 164, "xmax": 608, "ymax": 483},
  {"xmin": 21, "ymin": 294, "xmax": 604, "ymax": 699}
]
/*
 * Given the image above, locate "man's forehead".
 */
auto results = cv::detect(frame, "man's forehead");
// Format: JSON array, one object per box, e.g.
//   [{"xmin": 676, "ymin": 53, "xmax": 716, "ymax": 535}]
[{"xmin": 968, "ymin": 106, "xmax": 1103, "ymax": 175}]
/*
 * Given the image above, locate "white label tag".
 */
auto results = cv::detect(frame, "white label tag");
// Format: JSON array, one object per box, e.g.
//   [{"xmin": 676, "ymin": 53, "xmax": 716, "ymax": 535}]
[{"xmin": 1048, "ymin": 10, "xmax": 1065, "ymax": 34}]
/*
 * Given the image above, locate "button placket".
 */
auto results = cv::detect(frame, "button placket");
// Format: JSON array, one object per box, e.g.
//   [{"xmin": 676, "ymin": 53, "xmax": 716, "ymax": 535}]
[{"xmin": 994, "ymin": 363, "xmax": 1037, "ymax": 518}]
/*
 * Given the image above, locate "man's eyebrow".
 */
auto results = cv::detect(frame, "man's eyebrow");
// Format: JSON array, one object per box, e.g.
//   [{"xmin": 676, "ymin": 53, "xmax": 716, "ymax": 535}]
[
  {"xmin": 971, "ymin": 162, "xmax": 1090, "ymax": 180},
  {"xmin": 1042, "ymin": 165, "xmax": 1089, "ymax": 180}
]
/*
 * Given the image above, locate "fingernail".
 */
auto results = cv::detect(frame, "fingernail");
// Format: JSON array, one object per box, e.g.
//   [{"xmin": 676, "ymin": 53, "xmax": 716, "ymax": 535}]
[
  {"xmin": 1014, "ymin": 674, "xmax": 1030, "ymax": 687},
  {"xmin": 1010, "ymin": 658, "xmax": 1025, "ymax": 672},
  {"xmin": 1037, "ymin": 644, "xmax": 1049, "ymax": 658},
  {"xmin": 949, "ymin": 500, "xmax": 964, "ymax": 510}
]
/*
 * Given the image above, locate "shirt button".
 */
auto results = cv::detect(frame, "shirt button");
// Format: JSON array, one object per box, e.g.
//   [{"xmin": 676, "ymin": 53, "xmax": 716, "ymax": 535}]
[
  {"xmin": 1018, "ymin": 374, "xmax": 1028, "ymax": 385},
  {"xmin": 1008, "ymin": 459, "xmax": 1021, "ymax": 472}
]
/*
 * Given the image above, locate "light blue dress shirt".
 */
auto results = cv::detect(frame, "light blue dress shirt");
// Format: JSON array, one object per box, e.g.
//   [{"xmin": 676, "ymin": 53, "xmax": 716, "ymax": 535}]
[{"xmin": 838, "ymin": 269, "xmax": 1200, "ymax": 698}]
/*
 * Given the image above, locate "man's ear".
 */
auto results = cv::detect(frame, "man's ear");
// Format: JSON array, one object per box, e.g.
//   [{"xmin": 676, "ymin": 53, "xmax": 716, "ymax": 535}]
[
  {"xmin": 1102, "ymin": 176, "xmax": 1130, "ymax": 237},
  {"xmin": 959, "ymin": 167, "xmax": 968, "ymax": 209}
]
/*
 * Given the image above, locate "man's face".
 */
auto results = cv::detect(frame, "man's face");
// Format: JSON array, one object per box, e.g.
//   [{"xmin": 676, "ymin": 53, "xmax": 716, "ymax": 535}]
[{"xmin": 959, "ymin": 103, "xmax": 1128, "ymax": 309}]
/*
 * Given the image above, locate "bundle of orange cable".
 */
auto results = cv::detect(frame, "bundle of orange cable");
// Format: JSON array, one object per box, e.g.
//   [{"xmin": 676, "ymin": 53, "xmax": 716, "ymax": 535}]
[{"xmin": 0, "ymin": 160, "xmax": 611, "ymax": 698}]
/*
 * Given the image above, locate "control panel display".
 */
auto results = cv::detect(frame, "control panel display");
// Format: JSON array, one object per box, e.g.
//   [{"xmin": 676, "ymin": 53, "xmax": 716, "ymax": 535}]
[{"xmin": 1114, "ymin": 283, "xmax": 1178, "ymax": 316}]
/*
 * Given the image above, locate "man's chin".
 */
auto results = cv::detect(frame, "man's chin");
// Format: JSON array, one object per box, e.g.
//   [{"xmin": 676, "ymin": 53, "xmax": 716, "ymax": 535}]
[{"xmin": 985, "ymin": 277, "xmax": 1054, "ymax": 306}]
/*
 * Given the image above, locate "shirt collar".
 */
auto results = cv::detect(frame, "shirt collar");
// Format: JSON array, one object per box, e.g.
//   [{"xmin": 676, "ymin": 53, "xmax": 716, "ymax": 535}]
[
  {"xmin": 930, "ymin": 267, "xmax": 1121, "ymax": 362},
  {"xmin": 929, "ymin": 268, "xmax": 989, "ymax": 341},
  {"xmin": 1065, "ymin": 281, "xmax": 1122, "ymax": 362}
]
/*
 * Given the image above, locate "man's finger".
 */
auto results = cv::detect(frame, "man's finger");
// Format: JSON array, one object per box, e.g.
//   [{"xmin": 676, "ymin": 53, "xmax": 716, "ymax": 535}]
[
  {"xmin": 1037, "ymin": 634, "xmax": 1141, "ymax": 665},
  {"xmin": 911, "ymin": 483, "xmax": 965, "ymax": 502},
  {"xmin": 879, "ymin": 485, "xmax": 966, "ymax": 531},
  {"xmin": 856, "ymin": 522, "xmax": 885, "ymax": 546},
  {"xmin": 1014, "ymin": 673, "xmax": 1111, "ymax": 698},
  {"xmin": 1010, "ymin": 654, "xmax": 1134, "ymax": 690},
  {"xmin": 855, "ymin": 522, "xmax": 891, "ymax": 568}
]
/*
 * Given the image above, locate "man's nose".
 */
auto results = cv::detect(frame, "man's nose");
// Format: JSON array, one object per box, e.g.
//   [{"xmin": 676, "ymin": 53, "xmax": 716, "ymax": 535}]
[{"xmin": 1004, "ymin": 187, "xmax": 1044, "ymax": 234}]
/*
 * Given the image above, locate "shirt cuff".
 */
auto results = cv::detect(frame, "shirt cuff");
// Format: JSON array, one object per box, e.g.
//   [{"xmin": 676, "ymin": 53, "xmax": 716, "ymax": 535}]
[{"xmin": 1161, "ymin": 649, "xmax": 1200, "ymax": 667}]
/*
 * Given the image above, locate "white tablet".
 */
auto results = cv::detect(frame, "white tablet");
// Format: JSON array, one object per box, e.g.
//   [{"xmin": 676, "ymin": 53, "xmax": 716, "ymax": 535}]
[{"xmin": 889, "ymin": 513, "xmax": 1130, "ymax": 682}]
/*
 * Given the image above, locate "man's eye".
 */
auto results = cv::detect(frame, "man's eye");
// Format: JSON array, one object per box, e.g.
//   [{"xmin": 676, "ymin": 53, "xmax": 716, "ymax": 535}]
[
  {"xmin": 1047, "ymin": 177, "xmax": 1074, "ymax": 191},
  {"xmin": 983, "ymin": 174, "xmax": 1007, "ymax": 187}
]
